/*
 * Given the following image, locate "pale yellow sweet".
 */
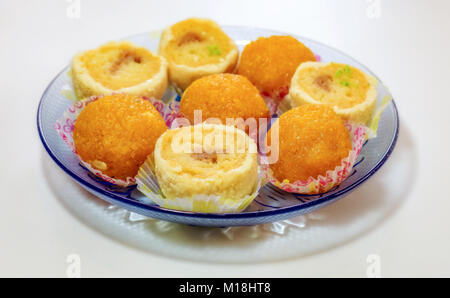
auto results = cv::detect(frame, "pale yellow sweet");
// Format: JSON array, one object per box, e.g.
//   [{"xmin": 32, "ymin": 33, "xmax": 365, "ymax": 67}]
[
  {"xmin": 72, "ymin": 41, "xmax": 168, "ymax": 99},
  {"xmin": 289, "ymin": 62, "xmax": 378, "ymax": 124},
  {"xmin": 158, "ymin": 18, "xmax": 239, "ymax": 90},
  {"xmin": 153, "ymin": 124, "xmax": 258, "ymax": 201}
]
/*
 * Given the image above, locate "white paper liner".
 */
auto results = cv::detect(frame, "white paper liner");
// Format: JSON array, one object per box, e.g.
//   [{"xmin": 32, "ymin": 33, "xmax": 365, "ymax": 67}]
[
  {"xmin": 135, "ymin": 155, "xmax": 263, "ymax": 214},
  {"xmin": 261, "ymin": 122, "xmax": 368, "ymax": 194},
  {"xmin": 54, "ymin": 94, "xmax": 183, "ymax": 187}
]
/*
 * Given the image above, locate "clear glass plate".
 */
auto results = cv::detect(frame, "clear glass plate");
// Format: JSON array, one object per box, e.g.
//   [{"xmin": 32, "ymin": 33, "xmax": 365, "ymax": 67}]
[{"xmin": 37, "ymin": 26, "xmax": 399, "ymax": 227}]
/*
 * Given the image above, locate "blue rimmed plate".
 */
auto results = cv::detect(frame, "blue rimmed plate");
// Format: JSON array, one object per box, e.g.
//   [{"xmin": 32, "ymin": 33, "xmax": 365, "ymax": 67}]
[{"xmin": 37, "ymin": 26, "xmax": 399, "ymax": 227}]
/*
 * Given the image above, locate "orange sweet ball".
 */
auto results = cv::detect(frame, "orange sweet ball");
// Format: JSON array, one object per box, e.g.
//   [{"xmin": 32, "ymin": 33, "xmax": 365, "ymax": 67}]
[
  {"xmin": 73, "ymin": 94, "xmax": 167, "ymax": 179},
  {"xmin": 267, "ymin": 104, "xmax": 352, "ymax": 182},
  {"xmin": 180, "ymin": 73, "xmax": 270, "ymax": 127},
  {"xmin": 238, "ymin": 35, "xmax": 316, "ymax": 99}
]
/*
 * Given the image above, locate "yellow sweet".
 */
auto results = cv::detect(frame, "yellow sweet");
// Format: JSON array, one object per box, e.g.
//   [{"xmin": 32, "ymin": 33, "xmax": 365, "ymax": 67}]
[
  {"xmin": 238, "ymin": 35, "xmax": 316, "ymax": 99},
  {"xmin": 159, "ymin": 18, "xmax": 239, "ymax": 90},
  {"xmin": 153, "ymin": 124, "xmax": 258, "ymax": 202},
  {"xmin": 267, "ymin": 104, "xmax": 352, "ymax": 182},
  {"xmin": 72, "ymin": 41, "xmax": 168, "ymax": 99},
  {"xmin": 289, "ymin": 62, "xmax": 377, "ymax": 124},
  {"xmin": 179, "ymin": 74, "xmax": 270, "ymax": 129},
  {"xmin": 73, "ymin": 94, "xmax": 167, "ymax": 179}
]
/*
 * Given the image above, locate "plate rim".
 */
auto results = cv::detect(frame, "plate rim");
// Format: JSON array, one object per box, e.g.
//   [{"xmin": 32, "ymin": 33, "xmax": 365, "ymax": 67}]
[{"xmin": 37, "ymin": 26, "xmax": 400, "ymax": 220}]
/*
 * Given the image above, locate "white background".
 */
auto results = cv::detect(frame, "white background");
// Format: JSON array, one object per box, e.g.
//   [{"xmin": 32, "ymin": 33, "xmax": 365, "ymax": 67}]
[{"xmin": 1, "ymin": 0, "xmax": 449, "ymax": 277}]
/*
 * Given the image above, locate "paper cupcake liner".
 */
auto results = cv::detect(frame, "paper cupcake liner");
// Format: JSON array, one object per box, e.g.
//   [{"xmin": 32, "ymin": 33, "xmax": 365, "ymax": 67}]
[
  {"xmin": 135, "ymin": 155, "xmax": 263, "ymax": 213},
  {"xmin": 260, "ymin": 85, "xmax": 290, "ymax": 102},
  {"xmin": 261, "ymin": 122, "xmax": 368, "ymax": 194},
  {"xmin": 367, "ymin": 95, "xmax": 392, "ymax": 139},
  {"xmin": 54, "ymin": 94, "xmax": 183, "ymax": 187}
]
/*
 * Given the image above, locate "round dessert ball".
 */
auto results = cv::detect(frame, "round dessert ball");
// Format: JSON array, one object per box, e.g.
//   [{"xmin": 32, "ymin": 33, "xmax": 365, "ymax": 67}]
[
  {"xmin": 179, "ymin": 73, "xmax": 270, "ymax": 130},
  {"xmin": 237, "ymin": 35, "xmax": 316, "ymax": 99},
  {"xmin": 73, "ymin": 94, "xmax": 167, "ymax": 179},
  {"xmin": 267, "ymin": 104, "xmax": 352, "ymax": 182}
]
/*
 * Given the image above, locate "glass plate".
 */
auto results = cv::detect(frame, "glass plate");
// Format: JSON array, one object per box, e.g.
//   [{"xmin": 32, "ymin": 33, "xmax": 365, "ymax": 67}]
[{"xmin": 37, "ymin": 26, "xmax": 399, "ymax": 227}]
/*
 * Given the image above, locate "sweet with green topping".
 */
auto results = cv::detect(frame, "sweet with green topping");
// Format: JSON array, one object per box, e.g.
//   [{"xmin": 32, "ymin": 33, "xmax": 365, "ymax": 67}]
[{"xmin": 207, "ymin": 45, "xmax": 221, "ymax": 56}]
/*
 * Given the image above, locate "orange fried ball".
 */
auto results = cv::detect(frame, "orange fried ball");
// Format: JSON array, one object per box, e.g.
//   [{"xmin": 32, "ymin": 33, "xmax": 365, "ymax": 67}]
[
  {"xmin": 73, "ymin": 94, "xmax": 167, "ymax": 179},
  {"xmin": 267, "ymin": 104, "xmax": 352, "ymax": 182},
  {"xmin": 238, "ymin": 35, "xmax": 316, "ymax": 99},
  {"xmin": 180, "ymin": 73, "xmax": 270, "ymax": 128}
]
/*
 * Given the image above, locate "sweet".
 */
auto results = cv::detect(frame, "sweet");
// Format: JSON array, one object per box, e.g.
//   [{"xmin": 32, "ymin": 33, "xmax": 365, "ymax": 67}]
[
  {"xmin": 289, "ymin": 62, "xmax": 377, "ymax": 124},
  {"xmin": 72, "ymin": 41, "xmax": 168, "ymax": 99},
  {"xmin": 237, "ymin": 35, "xmax": 316, "ymax": 100},
  {"xmin": 267, "ymin": 104, "xmax": 352, "ymax": 183},
  {"xmin": 148, "ymin": 123, "xmax": 259, "ymax": 212},
  {"xmin": 179, "ymin": 74, "xmax": 270, "ymax": 132},
  {"xmin": 73, "ymin": 94, "xmax": 167, "ymax": 179},
  {"xmin": 158, "ymin": 18, "xmax": 239, "ymax": 90}
]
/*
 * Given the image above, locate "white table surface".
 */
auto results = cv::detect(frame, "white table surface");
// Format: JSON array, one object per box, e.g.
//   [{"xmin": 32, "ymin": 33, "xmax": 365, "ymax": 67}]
[{"xmin": 1, "ymin": 0, "xmax": 449, "ymax": 277}]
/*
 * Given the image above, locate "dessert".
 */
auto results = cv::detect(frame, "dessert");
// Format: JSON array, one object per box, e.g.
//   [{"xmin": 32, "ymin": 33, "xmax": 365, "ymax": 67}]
[
  {"xmin": 158, "ymin": 18, "xmax": 239, "ymax": 90},
  {"xmin": 179, "ymin": 73, "xmax": 270, "ymax": 133},
  {"xmin": 237, "ymin": 35, "xmax": 316, "ymax": 100},
  {"xmin": 266, "ymin": 104, "xmax": 352, "ymax": 185},
  {"xmin": 54, "ymin": 21, "xmax": 383, "ymax": 211},
  {"xmin": 72, "ymin": 41, "xmax": 168, "ymax": 99},
  {"xmin": 73, "ymin": 94, "xmax": 167, "ymax": 180},
  {"xmin": 137, "ymin": 123, "xmax": 259, "ymax": 213},
  {"xmin": 289, "ymin": 62, "xmax": 377, "ymax": 124}
]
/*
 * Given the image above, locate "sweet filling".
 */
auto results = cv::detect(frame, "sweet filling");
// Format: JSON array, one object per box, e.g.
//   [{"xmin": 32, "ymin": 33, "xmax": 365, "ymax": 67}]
[
  {"xmin": 110, "ymin": 50, "xmax": 142, "ymax": 74},
  {"xmin": 314, "ymin": 75, "xmax": 332, "ymax": 91},
  {"xmin": 178, "ymin": 32, "xmax": 204, "ymax": 46},
  {"xmin": 191, "ymin": 152, "xmax": 218, "ymax": 163}
]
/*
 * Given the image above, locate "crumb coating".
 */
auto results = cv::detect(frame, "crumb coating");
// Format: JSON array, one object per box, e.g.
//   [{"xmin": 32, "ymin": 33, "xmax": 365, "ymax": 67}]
[
  {"xmin": 267, "ymin": 104, "xmax": 351, "ymax": 182},
  {"xmin": 73, "ymin": 94, "xmax": 167, "ymax": 179},
  {"xmin": 180, "ymin": 74, "xmax": 270, "ymax": 126},
  {"xmin": 238, "ymin": 35, "xmax": 316, "ymax": 97}
]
